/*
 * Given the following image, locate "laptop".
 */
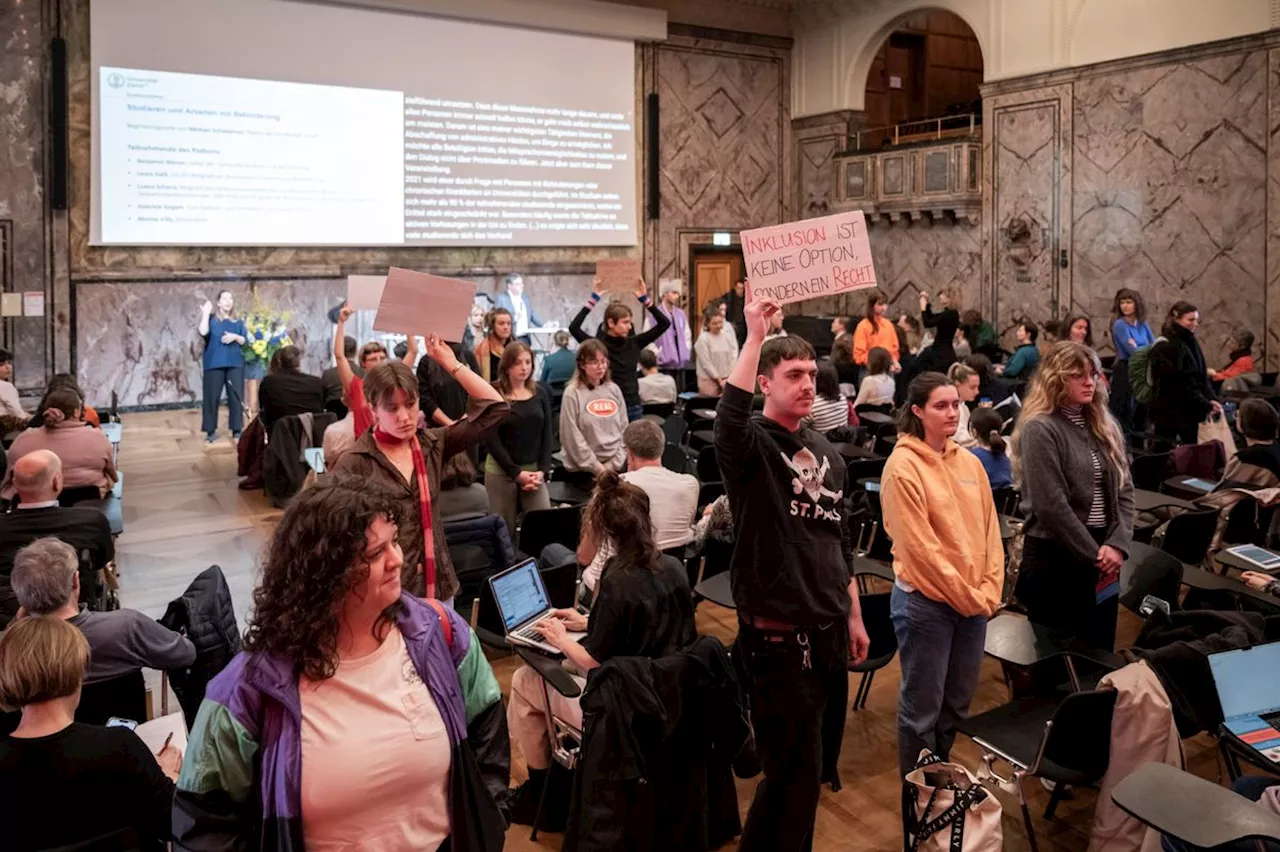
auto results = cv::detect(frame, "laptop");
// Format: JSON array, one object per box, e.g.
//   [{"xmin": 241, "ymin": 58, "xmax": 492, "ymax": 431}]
[
  {"xmin": 488, "ymin": 558, "xmax": 585, "ymax": 656},
  {"xmin": 1209, "ymin": 642, "xmax": 1280, "ymax": 765}
]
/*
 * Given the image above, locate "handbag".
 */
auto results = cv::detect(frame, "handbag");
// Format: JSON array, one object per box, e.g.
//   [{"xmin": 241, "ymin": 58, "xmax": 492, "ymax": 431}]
[
  {"xmin": 1196, "ymin": 412, "xmax": 1237, "ymax": 464},
  {"xmin": 903, "ymin": 750, "xmax": 1003, "ymax": 852}
]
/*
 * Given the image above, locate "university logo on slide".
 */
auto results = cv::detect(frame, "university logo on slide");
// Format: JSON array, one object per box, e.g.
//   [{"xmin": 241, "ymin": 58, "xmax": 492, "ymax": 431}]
[
  {"xmin": 586, "ymin": 399, "xmax": 619, "ymax": 417},
  {"xmin": 107, "ymin": 73, "xmax": 126, "ymax": 89}
]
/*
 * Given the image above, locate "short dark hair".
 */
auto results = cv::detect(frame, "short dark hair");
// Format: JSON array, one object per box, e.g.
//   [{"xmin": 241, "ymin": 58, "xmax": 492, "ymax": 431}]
[
  {"xmin": 0, "ymin": 348, "xmax": 12, "ymax": 366},
  {"xmin": 393, "ymin": 341, "xmax": 409, "ymax": 359},
  {"xmin": 1233, "ymin": 329, "xmax": 1255, "ymax": 352},
  {"xmin": 604, "ymin": 303, "xmax": 632, "ymax": 329},
  {"xmin": 622, "ymin": 419, "xmax": 664, "ymax": 460},
  {"xmin": 1042, "ymin": 320, "xmax": 1061, "ymax": 339},
  {"xmin": 363, "ymin": 361, "xmax": 419, "ymax": 410},
  {"xmin": 343, "ymin": 336, "xmax": 357, "ymax": 359},
  {"xmin": 1020, "ymin": 319, "xmax": 1039, "ymax": 344},
  {"xmin": 896, "ymin": 372, "xmax": 952, "ymax": 440},
  {"xmin": 815, "ymin": 361, "xmax": 841, "ymax": 401},
  {"xmin": 1163, "ymin": 301, "xmax": 1198, "ymax": 338},
  {"xmin": 867, "ymin": 347, "xmax": 892, "ymax": 376},
  {"xmin": 360, "ymin": 341, "xmax": 387, "ymax": 366},
  {"xmin": 638, "ymin": 348, "xmax": 658, "ymax": 370},
  {"xmin": 759, "ymin": 336, "xmax": 815, "ymax": 378},
  {"xmin": 1239, "ymin": 398, "xmax": 1278, "ymax": 442},
  {"xmin": 440, "ymin": 452, "xmax": 478, "ymax": 489},
  {"xmin": 1112, "ymin": 288, "xmax": 1146, "ymax": 321},
  {"xmin": 269, "ymin": 344, "xmax": 302, "ymax": 374}
]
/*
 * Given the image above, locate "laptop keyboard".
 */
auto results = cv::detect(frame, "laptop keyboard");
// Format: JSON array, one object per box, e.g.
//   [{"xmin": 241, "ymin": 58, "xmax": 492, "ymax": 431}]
[{"xmin": 513, "ymin": 625, "xmax": 543, "ymax": 642}]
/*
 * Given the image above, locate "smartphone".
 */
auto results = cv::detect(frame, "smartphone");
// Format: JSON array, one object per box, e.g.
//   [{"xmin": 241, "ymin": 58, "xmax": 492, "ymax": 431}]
[{"xmin": 106, "ymin": 716, "xmax": 138, "ymax": 730}]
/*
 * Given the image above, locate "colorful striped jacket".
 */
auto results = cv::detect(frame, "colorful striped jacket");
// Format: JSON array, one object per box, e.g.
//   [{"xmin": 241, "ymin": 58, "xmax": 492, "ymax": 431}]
[{"xmin": 172, "ymin": 594, "xmax": 509, "ymax": 851}]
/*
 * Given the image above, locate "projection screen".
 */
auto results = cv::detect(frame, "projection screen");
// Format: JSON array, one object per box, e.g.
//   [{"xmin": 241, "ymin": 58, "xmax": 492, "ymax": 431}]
[{"xmin": 89, "ymin": 0, "xmax": 638, "ymax": 247}]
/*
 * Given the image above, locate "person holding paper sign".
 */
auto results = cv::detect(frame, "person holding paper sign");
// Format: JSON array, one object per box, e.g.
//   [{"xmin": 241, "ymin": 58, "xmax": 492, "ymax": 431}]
[
  {"xmin": 198, "ymin": 291, "xmax": 246, "ymax": 443},
  {"xmin": 569, "ymin": 280, "xmax": 670, "ymax": 422},
  {"xmin": 714, "ymin": 290, "xmax": 868, "ymax": 851},
  {"xmin": 333, "ymin": 340, "xmax": 509, "ymax": 605},
  {"xmin": 1010, "ymin": 342, "xmax": 1134, "ymax": 650}
]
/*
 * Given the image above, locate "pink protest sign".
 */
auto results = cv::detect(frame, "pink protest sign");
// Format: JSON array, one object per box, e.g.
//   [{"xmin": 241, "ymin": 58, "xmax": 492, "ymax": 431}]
[{"xmin": 741, "ymin": 211, "xmax": 877, "ymax": 306}]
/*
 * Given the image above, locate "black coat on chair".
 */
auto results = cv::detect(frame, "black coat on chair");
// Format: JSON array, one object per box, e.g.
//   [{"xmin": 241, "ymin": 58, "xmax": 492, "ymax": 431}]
[{"xmin": 159, "ymin": 565, "xmax": 241, "ymax": 728}]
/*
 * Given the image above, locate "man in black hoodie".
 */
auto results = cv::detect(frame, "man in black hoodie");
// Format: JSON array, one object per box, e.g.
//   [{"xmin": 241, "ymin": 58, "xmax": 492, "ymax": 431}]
[
  {"xmin": 569, "ymin": 279, "xmax": 670, "ymax": 422},
  {"xmin": 715, "ymin": 292, "xmax": 869, "ymax": 851}
]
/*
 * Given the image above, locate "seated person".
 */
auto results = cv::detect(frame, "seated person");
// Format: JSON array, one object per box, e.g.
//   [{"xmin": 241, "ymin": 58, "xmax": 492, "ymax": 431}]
[
  {"xmin": 321, "ymin": 334, "xmax": 362, "ymax": 414},
  {"xmin": 853, "ymin": 347, "xmax": 895, "ymax": 413},
  {"xmin": 321, "ymin": 384, "xmax": 358, "ymax": 469},
  {"xmin": 539, "ymin": 330, "xmax": 577, "ymax": 385},
  {"xmin": 966, "ymin": 408, "xmax": 1013, "ymax": 489},
  {"xmin": 1209, "ymin": 328, "xmax": 1258, "ymax": 388},
  {"xmin": 1217, "ymin": 398, "xmax": 1280, "ymax": 487},
  {"xmin": 505, "ymin": 471, "xmax": 695, "ymax": 822},
  {"xmin": 637, "ymin": 348, "xmax": 677, "ymax": 405},
  {"xmin": 438, "ymin": 444, "xmax": 491, "ymax": 521},
  {"xmin": 620, "ymin": 420, "xmax": 697, "ymax": 552},
  {"xmin": 802, "ymin": 361, "xmax": 850, "ymax": 433},
  {"xmin": 997, "ymin": 320, "xmax": 1040, "ymax": 378},
  {"xmin": 559, "ymin": 339, "xmax": 628, "ymax": 477},
  {"xmin": 0, "ymin": 450, "xmax": 115, "ymax": 627},
  {"xmin": 13, "ymin": 537, "xmax": 195, "ymax": 684},
  {"xmin": 27, "ymin": 374, "xmax": 101, "ymax": 428},
  {"xmin": 0, "ymin": 616, "xmax": 181, "ymax": 852},
  {"xmin": 3, "ymin": 389, "xmax": 116, "ymax": 502},
  {"xmin": 0, "ymin": 348, "xmax": 27, "ymax": 424},
  {"xmin": 257, "ymin": 345, "xmax": 325, "ymax": 432}
]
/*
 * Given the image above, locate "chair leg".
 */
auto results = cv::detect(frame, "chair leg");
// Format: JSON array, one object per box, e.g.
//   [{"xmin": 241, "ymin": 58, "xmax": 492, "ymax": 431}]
[
  {"xmin": 851, "ymin": 673, "xmax": 866, "ymax": 710},
  {"xmin": 529, "ymin": 770, "xmax": 552, "ymax": 842},
  {"xmin": 1043, "ymin": 782, "xmax": 1066, "ymax": 820},
  {"xmin": 858, "ymin": 671, "xmax": 875, "ymax": 710},
  {"xmin": 1015, "ymin": 772, "xmax": 1040, "ymax": 852}
]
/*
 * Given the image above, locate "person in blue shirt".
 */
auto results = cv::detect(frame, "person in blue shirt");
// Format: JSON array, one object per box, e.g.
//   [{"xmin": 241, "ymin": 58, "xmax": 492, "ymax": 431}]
[
  {"xmin": 198, "ymin": 290, "xmax": 247, "ymax": 443},
  {"xmin": 967, "ymin": 408, "xmax": 1013, "ymax": 489},
  {"xmin": 1109, "ymin": 287, "xmax": 1155, "ymax": 430},
  {"xmin": 996, "ymin": 319, "xmax": 1040, "ymax": 379},
  {"xmin": 539, "ymin": 330, "xmax": 576, "ymax": 385}
]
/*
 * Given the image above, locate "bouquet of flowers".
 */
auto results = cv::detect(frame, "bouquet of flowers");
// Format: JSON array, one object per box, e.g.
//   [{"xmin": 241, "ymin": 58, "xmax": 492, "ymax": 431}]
[{"xmin": 242, "ymin": 303, "xmax": 293, "ymax": 374}]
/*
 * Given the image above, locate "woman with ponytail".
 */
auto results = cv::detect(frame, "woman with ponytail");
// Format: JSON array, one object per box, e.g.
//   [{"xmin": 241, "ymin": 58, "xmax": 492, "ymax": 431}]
[
  {"xmin": 505, "ymin": 469, "xmax": 695, "ymax": 822},
  {"xmin": 967, "ymin": 408, "xmax": 1011, "ymax": 488},
  {"xmin": 1010, "ymin": 341, "xmax": 1134, "ymax": 650},
  {"xmin": 334, "ymin": 338, "xmax": 508, "ymax": 605},
  {"xmin": 947, "ymin": 361, "xmax": 981, "ymax": 447}
]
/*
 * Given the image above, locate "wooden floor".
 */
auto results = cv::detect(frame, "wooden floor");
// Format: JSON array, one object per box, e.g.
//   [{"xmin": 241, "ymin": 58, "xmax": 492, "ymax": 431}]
[{"xmin": 116, "ymin": 409, "xmax": 1227, "ymax": 852}]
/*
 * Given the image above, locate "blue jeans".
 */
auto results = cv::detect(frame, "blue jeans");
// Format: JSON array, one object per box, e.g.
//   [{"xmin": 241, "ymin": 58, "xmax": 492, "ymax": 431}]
[
  {"xmin": 890, "ymin": 585, "xmax": 988, "ymax": 776},
  {"xmin": 626, "ymin": 403, "xmax": 644, "ymax": 422},
  {"xmin": 1161, "ymin": 776, "xmax": 1280, "ymax": 852}
]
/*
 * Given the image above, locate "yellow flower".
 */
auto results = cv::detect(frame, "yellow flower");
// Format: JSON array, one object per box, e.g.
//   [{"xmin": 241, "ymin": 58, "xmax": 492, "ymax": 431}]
[
  {"xmin": 280, "ymin": 336, "xmax": 292, "ymax": 347},
  {"xmin": 252, "ymin": 340, "xmax": 268, "ymax": 355}
]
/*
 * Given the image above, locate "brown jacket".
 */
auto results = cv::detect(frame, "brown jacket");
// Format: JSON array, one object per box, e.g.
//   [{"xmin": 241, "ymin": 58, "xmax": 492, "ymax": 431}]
[{"xmin": 333, "ymin": 397, "xmax": 509, "ymax": 600}]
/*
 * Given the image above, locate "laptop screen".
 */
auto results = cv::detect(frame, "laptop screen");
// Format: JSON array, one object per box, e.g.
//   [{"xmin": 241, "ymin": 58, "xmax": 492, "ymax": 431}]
[
  {"xmin": 490, "ymin": 559, "xmax": 550, "ymax": 632},
  {"xmin": 1209, "ymin": 643, "xmax": 1280, "ymax": 720}
]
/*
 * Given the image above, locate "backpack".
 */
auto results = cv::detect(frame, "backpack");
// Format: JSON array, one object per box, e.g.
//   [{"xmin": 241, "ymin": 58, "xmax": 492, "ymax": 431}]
[{"xmin": 1128, "ymin": 336, "xmax": 1165, "ymax": 404}]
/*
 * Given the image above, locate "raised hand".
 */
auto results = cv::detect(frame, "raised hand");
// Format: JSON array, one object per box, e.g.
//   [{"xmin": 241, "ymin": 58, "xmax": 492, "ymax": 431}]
[
  {"xmin": 742, "ymin": 284, "xmax": 779, "ymax": 343},
  {"xmin": 338, "ymin": 303, "xmax": 355, "ymax": 324},
  {"xmin": 633, "ymin": 279, "xmax": 649, "ymax": 301},
  {"xmin": 424, "ymin": 334, "xmax": 455, "ymax": 368},
  {"xmin": 200, "ymin": 300, "xmax": 213, "ymax": 315}
]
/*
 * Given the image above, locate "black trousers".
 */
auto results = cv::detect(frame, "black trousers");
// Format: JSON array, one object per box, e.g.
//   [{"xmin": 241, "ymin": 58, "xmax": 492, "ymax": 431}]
[
  {"xmin": 738, "ymin": 617, "xmax": 849, "ymax": 852},
  {"xmin": 1016, "ymin": 530, "xmax": 1119, "ymax": 651},
  {"xmin": 202, "ymin": 366, "xmax": 244, "ymax": 436}
]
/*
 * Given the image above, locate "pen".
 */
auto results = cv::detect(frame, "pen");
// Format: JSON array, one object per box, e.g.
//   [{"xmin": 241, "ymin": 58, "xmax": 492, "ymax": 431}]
[{"xmin": 161, "ymin": 731, "xmax": 174, "ymax": 752}]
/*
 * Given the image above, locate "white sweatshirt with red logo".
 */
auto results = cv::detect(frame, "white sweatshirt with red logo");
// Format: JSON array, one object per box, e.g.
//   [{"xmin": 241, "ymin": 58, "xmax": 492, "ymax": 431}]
[{"xmin": 559, "ymin": 380, "xmax": 628, "ymax": 473}]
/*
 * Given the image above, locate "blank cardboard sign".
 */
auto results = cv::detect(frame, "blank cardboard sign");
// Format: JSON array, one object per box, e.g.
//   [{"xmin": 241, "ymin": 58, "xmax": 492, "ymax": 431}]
[
  {"xmin": 373, "ymin": 268, "xmax": 477, "ymax": 342},
  {"xmin": 595, "ymin": 258, "xmax": 642, "ymax": 292},
  {"xmin": 346, "ymin": 275, "xmax": 387, "ymax": 311}
]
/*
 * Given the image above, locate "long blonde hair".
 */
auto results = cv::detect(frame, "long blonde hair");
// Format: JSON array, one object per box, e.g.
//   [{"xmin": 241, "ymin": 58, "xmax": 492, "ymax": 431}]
[{"xmin": 1010, "ymin": 341, "xmax": 1128, "ymax": 486}]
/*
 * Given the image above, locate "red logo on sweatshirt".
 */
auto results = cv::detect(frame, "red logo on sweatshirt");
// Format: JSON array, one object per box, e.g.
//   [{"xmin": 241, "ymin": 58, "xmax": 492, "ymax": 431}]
[{"xmin": 586, "ymin": 399, "xmax": 619, "ymax": 417}]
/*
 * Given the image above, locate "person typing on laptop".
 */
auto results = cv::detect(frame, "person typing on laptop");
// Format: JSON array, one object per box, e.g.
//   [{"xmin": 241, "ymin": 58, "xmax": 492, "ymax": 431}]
[{"xmin": 504, "ymin": 470, "xmax": 695, "ymax": 825}]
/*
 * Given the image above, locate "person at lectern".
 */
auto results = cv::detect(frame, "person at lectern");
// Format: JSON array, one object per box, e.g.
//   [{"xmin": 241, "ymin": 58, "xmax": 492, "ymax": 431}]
[
  {"xmin": 198, "ymin": 291, "xmax": 247, "ymax": 444},
  {"xmin": 494, "ymin": 273, "xmax": 543, "ymax": 345}
]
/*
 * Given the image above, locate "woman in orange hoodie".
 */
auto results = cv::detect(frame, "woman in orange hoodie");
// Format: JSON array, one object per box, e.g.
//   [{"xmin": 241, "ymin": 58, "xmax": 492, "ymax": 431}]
[
  {"xmin": 881, "ymin": 372, "xmax": 1005, "ymax": 776},
  {"xmin": 851, "ymin": 292, "xmax": 900, "ymax": 370}
]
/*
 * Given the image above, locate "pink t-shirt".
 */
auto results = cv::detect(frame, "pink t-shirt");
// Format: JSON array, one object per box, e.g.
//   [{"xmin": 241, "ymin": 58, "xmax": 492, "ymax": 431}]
[
  {"xmin": 4, "ymin": 421, "xmax": 115, "ymax": 498},
  {"xmin": 299, "ymin": 626, "xmax": 451, "ymax": 851}
]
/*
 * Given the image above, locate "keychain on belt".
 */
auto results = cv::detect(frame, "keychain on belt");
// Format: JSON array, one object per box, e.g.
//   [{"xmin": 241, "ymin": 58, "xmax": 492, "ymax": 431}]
[{"xmin": 797, "ymin": 632, "xmax": 811, "ymax": 670}]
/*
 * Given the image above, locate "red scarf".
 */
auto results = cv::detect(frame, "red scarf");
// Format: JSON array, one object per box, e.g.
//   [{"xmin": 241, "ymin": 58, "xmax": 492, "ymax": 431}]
[{"xmin": 373, "ymin": 427, "xmax": 438, "ymax": 598}]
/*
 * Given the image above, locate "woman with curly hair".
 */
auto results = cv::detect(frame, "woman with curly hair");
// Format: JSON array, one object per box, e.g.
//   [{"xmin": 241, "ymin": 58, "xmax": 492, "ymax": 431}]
[
  {"xmin": 1010, "ymin": 341, "xmax": 1134, "ymax": 650},
  {"xmin": 505, "ymin": 470, "xmax": 696, "ymax": 823},
  {"xmin": 174, "ymin": 479, "xmax": 510, "ymax": 852}
]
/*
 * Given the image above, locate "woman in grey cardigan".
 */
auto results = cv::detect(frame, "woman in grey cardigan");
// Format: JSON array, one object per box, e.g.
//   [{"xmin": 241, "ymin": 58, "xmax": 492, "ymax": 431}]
[{"xmin": 1010, "ymin": 342, "xmax": 1134, "ymax": 650}]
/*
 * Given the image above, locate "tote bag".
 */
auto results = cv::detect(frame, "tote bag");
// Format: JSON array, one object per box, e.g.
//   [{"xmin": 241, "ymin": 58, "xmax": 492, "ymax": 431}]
[
  {"xmin": 1197, "ymin": 412, "xmax": 1237, "ymax": 464},
  {"xmin": 903, "ymin": 751, "xmax": 1003, "ymax": 852}
]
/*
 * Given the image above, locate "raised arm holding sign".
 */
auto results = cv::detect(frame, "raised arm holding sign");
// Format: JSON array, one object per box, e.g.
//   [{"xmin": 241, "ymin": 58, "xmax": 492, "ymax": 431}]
[{"xmin": 741, "ymin": 210, "xmax": 877, "ymax": 306}]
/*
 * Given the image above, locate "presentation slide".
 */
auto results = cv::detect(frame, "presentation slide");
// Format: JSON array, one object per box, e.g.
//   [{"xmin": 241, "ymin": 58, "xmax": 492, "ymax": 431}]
[{"xmin": 90, "ymin": 0, "xmax": 637, "ymax": 248}]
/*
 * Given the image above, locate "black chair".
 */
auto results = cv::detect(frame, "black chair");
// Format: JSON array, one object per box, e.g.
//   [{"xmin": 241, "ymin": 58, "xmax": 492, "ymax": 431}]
[
  {"xmin": 517, "ymin": 506, "xmax": 583, "ymax": 562},
  {"xmin": 1120, "ymin": 543, "xmax": 1185, "ymax": 615},
  {"xmin": 662, "ymin": 442, "xmax": 691, "ymax": 474},
  {"xmin": 1112, "ymin": 762, "xmax": 1280, "ymax": 851},
  {"xmin": 681, "ymin": 395, "xmax": 720, "ymax": 429},
  {"xmin": 1131, "ymin": 451, "xmax": 1173, "ymax": 493},
  {"xmin": 696, "ymin": 537, "xmax": 734, "ymax": 589},
  {"xmin": 697, "ymin": 481, "xmax": 725, "ymax": 509},
  {"xmin": 992, "ymin": 485, "xmax": 1021, "ymax": 517},
  {"xmin": 642, "ymin": 402, "xmax": 675, "ymax": 419},
  {"xmin": 1222, "ymin": 496, "xmax": 1278, "ymax": 547},
  {"xmin": 847, "ymin": 591, "xmax": 897, "ymax": 711},
  {"xmin": 75, "ymin": 669, "xmax": 148, "ymax": 726},
  {"xmin": 848, "ymin": 457, "xmax": 887, "ymax": 483},
  {"xmin": 661, "ymin": 416, "xmax": 687, "ymax": 448},
  {"xmin": 1157, "ymin": 508, "xmax": 1219, "ymax": 566},
  {"xmin": 695, "ymin": 446, "xmax": 720, "ymax": 483},
  {"xmin": 955, "ymin": 688, "xmax": 1118, "ymax": 852}
]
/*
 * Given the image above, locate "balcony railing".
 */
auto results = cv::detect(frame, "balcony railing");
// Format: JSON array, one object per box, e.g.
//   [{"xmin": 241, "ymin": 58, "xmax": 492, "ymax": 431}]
[{"xmin": 852, "ymin": 112, "xmax": 982, "ymax": 152}]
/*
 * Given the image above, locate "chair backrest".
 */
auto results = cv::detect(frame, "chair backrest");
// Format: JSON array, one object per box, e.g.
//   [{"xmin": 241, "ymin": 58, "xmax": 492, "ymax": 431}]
[
  {"xmin": 992, "ymin": 486, "xmax": 1021, "ymax": 517},
  {"xmin": 541, "ymin": 554, "xmax": 579, "ymax": 609},
  {"xmin": 696, "ymin": 446, "xmax": 720, "ymax": 483},
  {"xmin": 848, "ymin": 456, "xmax": 888, "ymax": 484},
  {"xmin": 1130, "ymin": 451, "xmax": 1173, "ymax": 492},
  {"xmin": 661, "ymin": 416, "xmax": 687, "ymax": 447},
  {"xmin": 697, "ymin": 481, "xmax": 725, "ymax": 509},
  {"xmin": 1121, "ymin": 545, "xmax": 1184, "ymax": 614},
  {"xmin": 1159, "ymin": 509, "xmax": 1219, "ymax": 566},
  {"xmin": 643, "ymin": 402, "xmax": 675, "ymax": 419},
  {"xmin": 662, "ymin": 443, "xmax": 690, "ymax": 474},
  {"xmin": 1036, "ymin": 688, "xmax": 1118, "ymax": 783},
  {"xmin": 1222, "ymin": 496, "xmax": 1277, "ymax": 547},
  {"xmin": 517, "ymin": 505, "xmax": 583, "ymax": 561},
  {"xmin": 701, "ymin": 537, "xmax": 734, "ymax": 581},
  {"xmin": 682, "ymin": 395, "xmax": 720, "ymax": 426},
  {"xmin": 75, "ymin": 669, "xmax": 147, "ymax": 726},
  {"xmin": 1171, "ymin": 442, "xmax": 1224, "ymax": 479}
]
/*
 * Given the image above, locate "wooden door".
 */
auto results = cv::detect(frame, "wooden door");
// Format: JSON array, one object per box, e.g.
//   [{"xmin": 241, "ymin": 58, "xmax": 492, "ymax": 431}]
[{"xmin": 693, "ymin": 257, "xmax": 734, "ymax": 340}]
